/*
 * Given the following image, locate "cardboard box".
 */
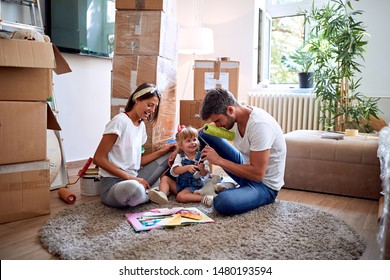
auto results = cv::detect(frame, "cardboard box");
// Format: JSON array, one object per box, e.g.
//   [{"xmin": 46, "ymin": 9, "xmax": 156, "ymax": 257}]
[
  {"xmin": 0, "ymin": 101, "xmax": 60, "ymax": 165},
  {"xmin": 110, "ymin": 97, "xmax": 128, "ymax": 119},
  {"xmin": 193, "ymin": 60, "xmax": 240, "ymax": 100},
  {"xmin": 111, "ymin": 53, "xmax": 178, "ymax": 153},
  {"xmin": 144, "ymin": 84, "xmax": 177, "ymax": 148},
  {"xmin": 112, "ymin": 55, "xmax": 177, "ymax": 99},
  {"xmin": 180, "ymin": 100, "xmax": 207, "ymax": 129},
  {"xmin": 0, "ymin": 160, "xmax": 50, "ymax": 224},
  {"xmin": 114, "ymin": 10, "xmax": 178, "ymax": 61},
  {"xmin": 0, "ymin": 39, "xmax": 71, "ymax": 101},
  {"xmin": 116, "ymin": 0, "xmax": 175, "ymax": 15}
]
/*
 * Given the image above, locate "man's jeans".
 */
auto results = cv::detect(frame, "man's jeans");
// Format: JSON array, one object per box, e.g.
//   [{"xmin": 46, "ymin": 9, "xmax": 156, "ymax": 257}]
[{"xmin": 199, "ymin": 130, "xmax": 278, "ymax": 215}]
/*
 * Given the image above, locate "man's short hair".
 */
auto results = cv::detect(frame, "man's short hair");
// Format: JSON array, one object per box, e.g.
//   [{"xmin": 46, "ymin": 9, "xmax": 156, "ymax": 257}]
[{"xmin": 200, "ymin": 88, "xmax": 237, "ymax": 120}]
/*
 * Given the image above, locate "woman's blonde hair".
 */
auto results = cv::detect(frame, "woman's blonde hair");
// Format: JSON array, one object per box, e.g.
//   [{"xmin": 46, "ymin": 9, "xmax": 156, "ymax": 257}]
[{"xmin": 176, "ymin": 126, "xmax": 199, "ymax": 149}]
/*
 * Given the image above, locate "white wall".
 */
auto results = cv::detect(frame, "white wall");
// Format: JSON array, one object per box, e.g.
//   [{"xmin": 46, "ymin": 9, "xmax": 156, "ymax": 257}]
[
  {"xmin": 176, "ymin": 0, "xmax": 262, "ymax": 102},
  {"xmin": 51, "ymin": 0, "xmax": 389, "ymax": 162},
  {"xmin": 354, "ymin": 0, "xmax": 390, "ymax": 122},
  {"xmin": 53, "ymin": 54, "xmax": 111, "ymax": 162},
  {"xmin": 176, "ymin": 0, "xmax": 390, "ymax": 119}
]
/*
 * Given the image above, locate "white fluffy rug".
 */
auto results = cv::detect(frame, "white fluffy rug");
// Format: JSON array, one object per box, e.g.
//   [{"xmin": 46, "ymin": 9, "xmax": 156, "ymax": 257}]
[{"xmin": 38, "ymin": 199, "xmax": 365, "ymax": 260}]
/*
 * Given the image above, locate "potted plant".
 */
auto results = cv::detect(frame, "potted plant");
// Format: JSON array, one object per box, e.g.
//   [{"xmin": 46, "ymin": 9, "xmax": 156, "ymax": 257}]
[
  {"xmin": 305, "ymin": 0, "xmax": 380, "ymax": 132},
  {"xmin": 281, "ymin": 42, "xmax": 314, "ymax": 88}
]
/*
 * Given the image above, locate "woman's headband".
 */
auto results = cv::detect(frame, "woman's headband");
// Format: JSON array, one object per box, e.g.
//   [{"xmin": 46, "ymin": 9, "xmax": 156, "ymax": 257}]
[{"xmin": 132, "ymin": 86, "xmax": 157, "ymax": 101}]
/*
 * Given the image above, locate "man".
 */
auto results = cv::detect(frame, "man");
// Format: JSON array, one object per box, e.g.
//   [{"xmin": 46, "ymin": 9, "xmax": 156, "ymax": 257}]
[{"xmin": 199, "ymin": 88, "xmax": 286, "ymax": 215}]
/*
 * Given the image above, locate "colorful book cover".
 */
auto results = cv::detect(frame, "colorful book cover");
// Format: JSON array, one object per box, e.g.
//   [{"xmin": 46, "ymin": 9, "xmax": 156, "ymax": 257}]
[{"xmin": 125, "ymin": 207, "xmax": 214, "ymax": 232}]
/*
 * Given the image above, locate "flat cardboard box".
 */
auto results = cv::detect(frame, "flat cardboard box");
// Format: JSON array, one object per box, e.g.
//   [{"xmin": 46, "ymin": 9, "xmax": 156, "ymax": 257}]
[
  {"xmin": 180, "ymin": 100, "xmax": 207, "ymax": 129},
  {"xmin": 116, "ymin": 0, "xmax": 175, "ymax": 15},
  {"xmin": 0, "ymin": 39, "xmax": 71, "ymax": 101},
  {"xmin": 0, "ymin": 101, "xmax": 60, "ymax": 165},
  {"xmin": 193, "ymin": 60, "xmax": 239, "ymax": 100},
  {"xmin": 0, "ymin": 160, "xmax": 50, "ymax": 224},
  {"xmin": 114, "ymin": 10, "xmax": 178, "ymax": 61},
  {"xmin": 112, "ymin": 55, "xmax": 177, "ymax": 99}
]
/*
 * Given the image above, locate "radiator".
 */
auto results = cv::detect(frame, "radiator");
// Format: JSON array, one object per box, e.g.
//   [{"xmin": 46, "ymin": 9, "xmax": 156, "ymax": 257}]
[{"xmin": 248, "ymin": 91, "xmax": 322, "ymax": 133}]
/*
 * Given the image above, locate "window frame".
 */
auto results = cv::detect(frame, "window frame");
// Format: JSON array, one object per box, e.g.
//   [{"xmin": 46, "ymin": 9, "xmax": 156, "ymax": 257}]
[
  {"xmin": 257, "ymin": 9, "xmax": 272, "ymax": 85},
  {"xmin": 258, "ymin": 0, "xmax": 329, "ymax": 87}
]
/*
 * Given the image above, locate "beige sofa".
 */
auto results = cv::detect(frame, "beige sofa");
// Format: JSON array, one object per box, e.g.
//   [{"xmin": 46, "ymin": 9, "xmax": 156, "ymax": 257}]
[{"xmin": 283, "ymin": 130, "xmax": 382, "ymax": 199}]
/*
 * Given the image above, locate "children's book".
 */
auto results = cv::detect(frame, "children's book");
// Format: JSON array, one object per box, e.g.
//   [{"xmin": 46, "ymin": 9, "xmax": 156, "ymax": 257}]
[{"xmin": 125, "ymin": 207, "xmax": 214, "ymax": 232}]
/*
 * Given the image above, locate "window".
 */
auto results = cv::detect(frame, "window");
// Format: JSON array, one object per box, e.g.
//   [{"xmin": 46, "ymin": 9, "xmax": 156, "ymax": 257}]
[
  {"xmin": 258, "ymin": 0, "xmax": 327, "ymax": 86},
  {"xmin": 258, "ymin": 9, "xmax": 271, "ymax": 84},
  {"xmin": 270, "ymin": 15, "xmax": 305, "ymax": 84}
]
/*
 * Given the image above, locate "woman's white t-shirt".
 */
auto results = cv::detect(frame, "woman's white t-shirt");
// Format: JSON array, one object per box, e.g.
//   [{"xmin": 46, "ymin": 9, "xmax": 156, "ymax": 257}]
[
  {"xmin": 231, "ymin": 107, "xmax": 286, "ymax": 191},
  {"xmin": 99, "ymin": 113, "xmax": 147, "ymax": 178}
]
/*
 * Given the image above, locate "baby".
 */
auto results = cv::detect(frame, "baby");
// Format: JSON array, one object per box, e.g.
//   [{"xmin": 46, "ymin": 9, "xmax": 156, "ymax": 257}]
[{"xmin": 148, "ymin": 126, "xmax": 214, "ymax": 206}]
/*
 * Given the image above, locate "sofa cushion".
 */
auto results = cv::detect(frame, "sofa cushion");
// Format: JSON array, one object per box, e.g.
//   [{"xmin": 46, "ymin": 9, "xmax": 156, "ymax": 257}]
[
  {"xmin": 285, "ymin": 130, "xmax": 379, "ymax": 165},
  {"xmin": 284, "ymin": 130, "xmax": 382, "ymax": 199}
]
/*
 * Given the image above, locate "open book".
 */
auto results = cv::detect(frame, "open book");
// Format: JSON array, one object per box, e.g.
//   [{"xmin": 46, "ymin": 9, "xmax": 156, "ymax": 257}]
[{"xmin": 125, "ymin": 207, "xmax": 214, "ymax": 232}]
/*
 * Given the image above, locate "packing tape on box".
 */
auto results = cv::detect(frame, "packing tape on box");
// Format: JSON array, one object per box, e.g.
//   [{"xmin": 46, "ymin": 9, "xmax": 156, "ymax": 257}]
[
  {"xmin": 203, "ymin": 124, "xmax": 235, "ymax": 141},
  {"xmin": 214, "ymin": 61, "xmax": 221, "ymax": 80},
  {"xmin": 58, "ymin": 188, "xmax": 76, "ymax": 204}
]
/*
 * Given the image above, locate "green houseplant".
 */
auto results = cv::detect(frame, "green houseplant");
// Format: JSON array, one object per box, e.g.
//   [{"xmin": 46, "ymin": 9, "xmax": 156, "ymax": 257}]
[
  {"xmin": 304, "ymin": 0, "xmax": 380, "ymax": 132},
  {"xmin": 281, "ymin": 42, "xmax": 314, "ymax": 88}
]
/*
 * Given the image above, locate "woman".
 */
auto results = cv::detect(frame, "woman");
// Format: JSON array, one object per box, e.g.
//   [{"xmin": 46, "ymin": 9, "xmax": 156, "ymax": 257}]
[{"xmin": 93, "ymin": 83, "xmax": 176, "ymax": 208}]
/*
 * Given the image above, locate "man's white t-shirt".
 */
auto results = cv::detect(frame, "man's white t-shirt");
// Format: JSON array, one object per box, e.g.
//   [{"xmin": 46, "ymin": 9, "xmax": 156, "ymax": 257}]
[
  {"xmin": 99, "ymin": 113, "xmax": 147, "ymax": 178},
  {"xmin": 231, "ymin": 107, "xmax": 286, "ymax": 191}
]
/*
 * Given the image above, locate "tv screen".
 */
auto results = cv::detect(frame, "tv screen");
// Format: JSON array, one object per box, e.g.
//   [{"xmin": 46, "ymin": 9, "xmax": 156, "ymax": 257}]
[{"xmin": 46, "ymin": 0, "xmax": 115, "ymax": 58}]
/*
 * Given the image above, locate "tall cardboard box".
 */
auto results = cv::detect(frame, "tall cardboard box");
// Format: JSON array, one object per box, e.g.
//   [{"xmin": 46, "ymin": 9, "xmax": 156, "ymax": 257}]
[
  {"xmin": 0, "ymin": 161, "xmax": 50, "ymax": 224},
  {"xmin": 112, "ymin": 55, "xmax": 177, "ymax": 99},
  {"xmin": 116, "ymin": 0, "xmax": 175, "ymax": 16},
  {"xmin": 114, "ymin": 10, "xmax": 178, "ymax": 61},
  {"xmin": 0, "ymin": 39, "xmax": 71, "ymax": 101},
  {"xmin": 110, "ymin": 97, "xmax": 128, "ymax": 120},
  {"xmin": 193, "ymin": 60, "xmax": 240, "ymax": 100},
  {"xmin": 144, "ymin": 83, "xmax": 176, "ymax": 151},
  {"xmin": 180, "ymin": 100, "xmax": 207, "ymax": 129}
]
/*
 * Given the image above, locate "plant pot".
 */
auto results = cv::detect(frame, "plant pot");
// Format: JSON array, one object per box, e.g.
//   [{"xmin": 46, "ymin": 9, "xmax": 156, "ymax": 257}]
[{"xmin": 298, "ymin": 72, "xmax": 313, "ymax": 88}]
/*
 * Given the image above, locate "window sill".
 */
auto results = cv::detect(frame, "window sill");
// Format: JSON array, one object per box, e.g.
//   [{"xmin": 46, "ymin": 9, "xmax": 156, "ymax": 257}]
[{"xmin": 251, "ymin": 85, "xmax": 314, "ymax": 94}]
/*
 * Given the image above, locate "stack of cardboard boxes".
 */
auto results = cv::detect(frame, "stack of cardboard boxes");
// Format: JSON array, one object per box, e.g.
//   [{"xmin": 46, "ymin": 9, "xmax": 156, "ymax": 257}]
[
  {"xmin": 180, "ymin": 58, "xmax": 240, "ymax": 128},
  {"xmin": 0, "ymin": 39, "xmax": 71, "ymax": 224},
  {"xmin": 111, "ymin": 0, "xmax": 179, "ymax": 154}
]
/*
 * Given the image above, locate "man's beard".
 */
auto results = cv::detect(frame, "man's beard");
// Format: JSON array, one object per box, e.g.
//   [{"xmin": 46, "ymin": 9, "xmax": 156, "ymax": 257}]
[{"xmin": 225, "ymin": 114, "xmax": 235, "ymax": 130}]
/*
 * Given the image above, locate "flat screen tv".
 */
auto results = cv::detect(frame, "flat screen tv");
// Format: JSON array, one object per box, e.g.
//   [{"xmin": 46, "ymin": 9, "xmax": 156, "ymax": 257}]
[{"xmin": 45, "ymin": 0, "xmax": 115, "ymax": 58}]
